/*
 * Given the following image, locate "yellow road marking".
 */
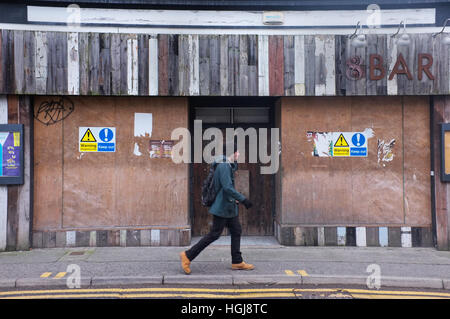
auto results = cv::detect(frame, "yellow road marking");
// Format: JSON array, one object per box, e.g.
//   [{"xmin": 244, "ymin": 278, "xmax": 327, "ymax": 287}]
[
  {"xmin": 284, "ymin": 270, "xmax": 295, "ymax": 276},
  {"xmin": 1, "ymin": 287, "xmax": 449, "ymax": 299},
  {"xmin": 2, "ymin": 292, "xmax": 298, "ymax": 299},
  {"xmin": 40, "ymin": 272, "xmax": 52, "ymax": 278},
  {"xmin": 297, "ymin": 270, "xmax": 309, "ymax": 276},
  {"xmin": 53, "ymin": 272, "xmax": 66, "ymax": 279}
]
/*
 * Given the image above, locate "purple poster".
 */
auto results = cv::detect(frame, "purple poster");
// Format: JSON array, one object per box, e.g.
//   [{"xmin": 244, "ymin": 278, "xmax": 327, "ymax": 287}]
[{"xmin": 0, "ymin": 132, "xmax": 21, "ymax": 177}]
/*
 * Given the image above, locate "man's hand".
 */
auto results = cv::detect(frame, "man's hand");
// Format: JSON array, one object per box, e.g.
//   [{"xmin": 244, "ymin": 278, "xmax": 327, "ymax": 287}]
[{"xmin": 242, "ymin": 199, "xmax": 253, "ymax": 209}]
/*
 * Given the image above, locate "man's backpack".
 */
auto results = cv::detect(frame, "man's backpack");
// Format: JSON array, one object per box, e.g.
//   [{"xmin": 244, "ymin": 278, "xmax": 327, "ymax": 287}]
[{"xmin": 201, "ymin": 164, "xmax": 218, "ymax": 207}]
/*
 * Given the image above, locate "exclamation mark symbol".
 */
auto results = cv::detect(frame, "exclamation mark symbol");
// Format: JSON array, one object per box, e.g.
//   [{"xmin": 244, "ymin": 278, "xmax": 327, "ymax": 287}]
[{"xmin": 356, "ymin": 133, "xmax": 361, "ymax": 146}]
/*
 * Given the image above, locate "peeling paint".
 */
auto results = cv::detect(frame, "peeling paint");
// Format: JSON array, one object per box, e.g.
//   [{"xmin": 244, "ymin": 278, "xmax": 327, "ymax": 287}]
[
  {"xmin": 377, "ymin": 138, "xmax": 396, "ymax": 164},
  {"xmin": 133, "ymin": 142, "xmax": 142, "ymax": 156},
  {"xmin": 76, "ymin": 153, "xmax": 85, "ymax": 160}
]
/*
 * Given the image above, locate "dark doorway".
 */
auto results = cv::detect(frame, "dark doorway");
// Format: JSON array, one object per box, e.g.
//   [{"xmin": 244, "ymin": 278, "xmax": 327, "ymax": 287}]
[{"xmin": 189, "ymin": 97, "xmax": 276, "ymax": 236}]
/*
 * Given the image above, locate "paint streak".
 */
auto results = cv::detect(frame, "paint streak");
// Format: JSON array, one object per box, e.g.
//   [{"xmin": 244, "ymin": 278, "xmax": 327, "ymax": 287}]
[{"xmin": 377, "ymin": 138, "xmax": 396, "ymax": 164}]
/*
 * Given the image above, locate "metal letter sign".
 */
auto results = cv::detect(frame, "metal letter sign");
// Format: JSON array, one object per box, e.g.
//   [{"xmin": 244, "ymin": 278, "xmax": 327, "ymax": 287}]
[{"xmin": 79, "ymin": 127, "xmax": 116, "ymax": 152}]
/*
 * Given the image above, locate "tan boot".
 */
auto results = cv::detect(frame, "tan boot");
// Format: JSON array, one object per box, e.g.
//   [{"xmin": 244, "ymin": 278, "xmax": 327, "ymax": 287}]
[
  {"xmin": 179, "ymin": 251, "xmax": 191, "ymax": 275},
  {"xmin": 231, "ymin": 261, "xmax": 255, "ymax": 270}
]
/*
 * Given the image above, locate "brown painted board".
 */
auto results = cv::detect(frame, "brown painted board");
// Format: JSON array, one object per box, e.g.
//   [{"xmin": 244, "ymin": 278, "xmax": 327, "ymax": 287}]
[
  {"xmin": 280, "ymin": 96, "xmax": 406, "ymax": 225},
  {"xmin": 114, "ymin": 97, "xmax": 189, "ymax": 227},
  {"xmin": 403, "ymin": 96, "xmax": 431, "ymax": 226},
  {"xmin": 268, "ymin": 35, "xmax": 284, "ymax": 96},
  {"xmin": 350, "ymin": 96, "xmax": 404, "ymax": 224},
  {"xmin": 33, "ymin": 96, "xmax": 63, "ymax": 230}
]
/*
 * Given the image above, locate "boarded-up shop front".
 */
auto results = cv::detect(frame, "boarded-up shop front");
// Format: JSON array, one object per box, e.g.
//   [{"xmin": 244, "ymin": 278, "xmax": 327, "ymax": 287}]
[
  {"xmin": 275, "ymin": 96, "xmax": 432, "ymax": 247},
  {"xmin": 33, "ymin": 96, "xmax": 191, "ymax": 247},
  {"xmin": 1, "ymin": 30, "xmax": 449, "ymax": 250}
]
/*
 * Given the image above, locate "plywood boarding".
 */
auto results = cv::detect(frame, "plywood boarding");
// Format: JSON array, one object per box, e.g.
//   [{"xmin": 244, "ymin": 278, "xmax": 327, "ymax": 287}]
[
  {"xmin": 280, "ymin": 96, "xmax": 431, "ymax": 226},
  {"xmin": 33, "ymin": 97, "xmax": 63, "ymax": 230},
  {"xmin": 33, "ymin": 96, "xmax": 189, "ymax": 231}
]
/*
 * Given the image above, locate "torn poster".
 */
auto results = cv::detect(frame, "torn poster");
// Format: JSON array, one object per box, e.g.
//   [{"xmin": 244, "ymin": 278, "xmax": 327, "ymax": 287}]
[
  {"xmin": 307, "ymin": 130, "xmax": 372, "ymax": 157},
  {"xmin": 377, "ymin": 139, "xmax": 395, "ymax": 164},
  {"xmin": 134, "ymin": 113, "xmax": 153, "ymax": 138}
]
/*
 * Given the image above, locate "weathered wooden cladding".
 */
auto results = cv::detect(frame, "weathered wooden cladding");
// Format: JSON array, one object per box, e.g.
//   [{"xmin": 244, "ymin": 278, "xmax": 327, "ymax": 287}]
[{"xmin": 0, "ymin": 30, "xmax": 447, "ymax": 96}]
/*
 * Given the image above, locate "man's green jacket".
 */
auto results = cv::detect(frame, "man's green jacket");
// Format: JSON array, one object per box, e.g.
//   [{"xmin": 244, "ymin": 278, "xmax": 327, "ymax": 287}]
[{"xmin": 209, "ymin": 156, "xmax": 246, "ymax": 218}]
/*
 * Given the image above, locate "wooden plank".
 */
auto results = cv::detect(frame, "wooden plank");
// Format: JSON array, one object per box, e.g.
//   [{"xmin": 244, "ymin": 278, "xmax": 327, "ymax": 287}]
[
  {"xmin": 158, "ymin": 34, "xmax": 168, "ymax": 96},
  {"xmin": 376, "ymin": 34, "xmax": 388, "ymax": 95},
  {"xmin": 283, "ymin": 35, "xmax": 295, "ymax": 96},
  {"xmin": 16, "ymin": 96, "xmax": 32, "ymax": 250},
  {"xmin": 0, "ymin": 96, "xmax": 6, "ymax": 251},
  {"xmin": 432, "ymin": 33, "xmax": 445, "ymax": 95},
  {"xmin": 304, "ymin": 35, "xmax": 315, "ymax": 96},
  {"xmin": 120, "ymin": 34, "xmax": 128, "ymax": 95},
  {"xmin": 56, "ymin": 32, "xmax": 68, "ymax": 94},
  {"xmin": 258, "ymin": 35, "xmax": 269, "ymax": 96},
  {"xmin": 99, "ymin": 33, "xmax": 111, "ymax": 95},
  {"xmin": 334, "ymin": 35, "xmax": 346, "ymax": 96},
  {"xmin": 314, "ymin": 35, "xmax": 326, "ymax": 96},
  {"xmin": 294, "ymin": 35, "xmax": 305, "ymax": 96},
  {"xmin": 228, "ymin": 35, "xmax": 239, "ymax": 96},
  {"xmin": 149, "ymin": 35, "xmax": 158, "ymax": 95},
  {"xmin": 209, "ymin": 35, "xmax": 220, "ymax": 95},
  {"xmin": 268, "ymin": 35, "xmax": 284, "ymax": 96},
  {"xmin": 138, "ymin": 34, "xmax": 149, "ymax": 95},
  {"xmin": 23, "ymin": 31, "xmax": 36, "ymax": 94},
  {"xmin": 219, "ymin": 35, "xmax": 229, "ymax": 96},
  {"xmin": 13, "ymin": 30, "xmax": 24, "ymax": 94},
  {"xmin": 324, "ymin": 35, "xmax": 336, "ymax": 96},
  {"xmin": 189, "ymin": 34, "xmax": 199, "ymax": 96},
  {"xmin": 78, "ymin": 32, "xmax": 89, "ymax": 95},
  {"xmin": 67, "ymin": 32, "xmax": 79, "ymax": 95},
  {"xmin": 168, "ymin": 34, "xmax": 179, "ymax": 95},
  {"xmin": 324, "ymin": 227, "xmax": 337, "ymax": 246},
  {"xmin": 0, "ymin": 31, "xmax": 4, "ymax": 93},
  {"xmin": 88, "ymin": 33, "xmax": 99, "ymax": 95},
  {"xmin": 127, "ymin": 35, "xmax": 138, "ymax": 95},
  {"xmin": 387, "ymin": 35, "xmax": 398, "ymax": 95},
  {"xmin": 388, "ymin": 227, "xmax": 401, "ymax": 247},
  {"xmin": 198, "ymin": 35, "xmax": 209, "ymax": 95},
  {"xmin": 110, "ymin": 33, "xmax": 121, "ymax": 95},
  {"xmin": 45, "ymin": 32, "xmax": 56, "ymax": 94},
  {"xmin": 366, "ymin": 227, "xmax": 380, "ymax": 247},
  {"xmin": 178, "ymin": 35, "xmax": 189, "ymax": 96},
  {"xmin": 248, "ymin": 34, "xmax": 258, "ymax": 96},
  {"xmin": 238, "ymin": 34, "xmax": 249, "ymax": 96}
]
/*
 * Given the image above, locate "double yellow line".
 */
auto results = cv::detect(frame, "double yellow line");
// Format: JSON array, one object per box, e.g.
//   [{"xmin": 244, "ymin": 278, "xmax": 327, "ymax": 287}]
[{"xmin": 1, "ymin": 287, "xmax": 450, "ymax": 299}]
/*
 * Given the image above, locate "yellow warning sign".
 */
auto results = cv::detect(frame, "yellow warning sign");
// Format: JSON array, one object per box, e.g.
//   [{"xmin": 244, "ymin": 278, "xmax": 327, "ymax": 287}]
[
  {"xmin": 333, "ymin": 147, "xmax": 350, "ymax": 156},
  {"xmin": 334, "ymin": 133, "xmax": 349, "ymax": 147},
  {"xmin": 79, "ymin": 142, "xmax": 98, "ymax": 152},
  {"xmin": 80, "ymin": 128, "xmax": 97, "ymax": 142}
]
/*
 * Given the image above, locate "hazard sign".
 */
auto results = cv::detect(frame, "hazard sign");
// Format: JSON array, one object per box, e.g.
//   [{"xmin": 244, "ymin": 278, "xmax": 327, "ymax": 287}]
[
  {"xmin": 332, "ymin": 132, "xmax": 367, "ymax": 157},
  {"xmin": 79, "ymin": 127, "xmax": 116, "ymax": 152}
]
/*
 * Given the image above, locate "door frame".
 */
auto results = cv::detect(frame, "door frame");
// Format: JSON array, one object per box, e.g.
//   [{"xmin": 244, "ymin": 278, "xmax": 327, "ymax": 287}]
[{"xmin": 188, "ymin": 97, "xmax": 278, "ymax": 236}]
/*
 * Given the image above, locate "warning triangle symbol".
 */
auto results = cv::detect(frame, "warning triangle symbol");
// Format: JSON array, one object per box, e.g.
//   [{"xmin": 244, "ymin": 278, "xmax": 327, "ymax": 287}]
[
  {"xmin": 334, "ymin": 133, "xmax": 349, "ymax": 147},
  {"xmin": 80, "ymin": 128, "xmax": 97, "ymax": 142}
]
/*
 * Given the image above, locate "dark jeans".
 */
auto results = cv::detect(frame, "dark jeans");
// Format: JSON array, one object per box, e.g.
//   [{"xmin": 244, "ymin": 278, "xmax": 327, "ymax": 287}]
[{"xmin": 185, "ymin": 215, "xmax": 243, "ymax": 264}]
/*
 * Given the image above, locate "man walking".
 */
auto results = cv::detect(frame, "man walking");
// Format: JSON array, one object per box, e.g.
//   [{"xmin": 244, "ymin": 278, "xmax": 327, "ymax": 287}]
[{"xmin": 180, "ymin": 142, "xmax": 254, "ymax": 274}]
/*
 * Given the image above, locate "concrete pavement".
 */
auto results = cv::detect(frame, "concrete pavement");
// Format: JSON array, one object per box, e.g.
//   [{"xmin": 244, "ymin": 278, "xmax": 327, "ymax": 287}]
[{"xmin": 0, "ymin": 236, "xmax": 449, "ymax": 290}]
